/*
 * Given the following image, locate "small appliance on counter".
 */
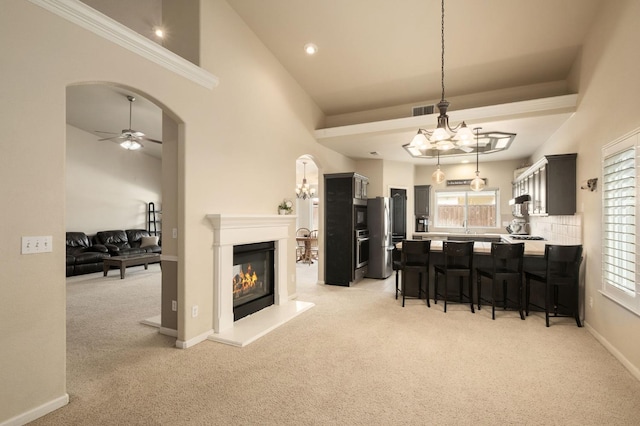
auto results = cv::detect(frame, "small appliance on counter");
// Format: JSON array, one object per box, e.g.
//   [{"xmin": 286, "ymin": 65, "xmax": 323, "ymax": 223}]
[
  {"xmin": 506, "ymin": 218, "xmax": 529, "ymax": 235},
  {"xmin": 416, "ymin": 216, "xmax": 429, "ymax": 232}
]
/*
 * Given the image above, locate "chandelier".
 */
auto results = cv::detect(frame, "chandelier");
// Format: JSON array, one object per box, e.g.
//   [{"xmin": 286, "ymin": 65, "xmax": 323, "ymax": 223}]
[
  {"xmin": 296, "ymin": 161, "xmax": 316, "ymax": 200},
  {"xmin": 407, "ymin": 0, "xmax": 473, "ymax": 151},
  {"xmin": 402, "ymin": 0, "xmax": 516, "ymax": 160}
]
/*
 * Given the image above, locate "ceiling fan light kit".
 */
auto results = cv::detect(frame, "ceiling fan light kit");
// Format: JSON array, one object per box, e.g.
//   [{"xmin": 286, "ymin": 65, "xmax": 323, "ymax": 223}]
[
  {"xmin": 403, "ymin": 0, "xmax": 516, "ymax": 162},
  {"xmin": 96, "ymin": 94, "xmax": 162, "ymax": 150}
]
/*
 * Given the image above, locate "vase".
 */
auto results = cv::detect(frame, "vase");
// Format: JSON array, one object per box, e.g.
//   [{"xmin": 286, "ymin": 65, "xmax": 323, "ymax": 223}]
[{"xmin": 279, "ymin": 209, "xmax": 287, "ymax": 215}]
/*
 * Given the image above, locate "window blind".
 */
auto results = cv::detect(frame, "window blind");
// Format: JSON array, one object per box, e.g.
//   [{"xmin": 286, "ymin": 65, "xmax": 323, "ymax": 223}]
[
  {"xmin": 602, "ymin": 147, "xmax": 636, "ymax": 294},
  {"xmin": 602, "ymin": 129, "xmax": 640, "ymax": 314}
]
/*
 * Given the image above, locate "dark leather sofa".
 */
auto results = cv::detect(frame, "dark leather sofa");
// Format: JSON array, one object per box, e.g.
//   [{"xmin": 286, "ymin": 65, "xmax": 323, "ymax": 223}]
[
  {"xmin": 66, "ymin": 229, "xmax": 161, "ymax": 277},
  {"xmin": 66, "ymin": 232, "xmax": 111, "ymax": 277},
  {"xmin": 95, "ymin": 229, "xmax": 161, "ymax": 256}
]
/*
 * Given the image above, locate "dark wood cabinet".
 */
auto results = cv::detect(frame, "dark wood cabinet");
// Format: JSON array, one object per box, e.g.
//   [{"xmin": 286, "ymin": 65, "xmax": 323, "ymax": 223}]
[
  {"xmin": 414, "ymin": 185, "xmax": 431, "ymax": 216},
  {"xmin": 513, "ymin": 154, "xmax": 576, "ymax": 216},
  {"xmin": 324, "ymin": 172, "xmax": 368, "ymax": 286}
]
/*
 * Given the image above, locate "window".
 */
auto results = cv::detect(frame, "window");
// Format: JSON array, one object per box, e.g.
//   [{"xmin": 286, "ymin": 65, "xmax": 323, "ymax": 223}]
[
  {"xmin": 602, "ymin": 130, "xmax": 640, "ymax": 314},
  {"xmin": 434, "ymin": 189, "xmax": 498, "ymax": 229}
]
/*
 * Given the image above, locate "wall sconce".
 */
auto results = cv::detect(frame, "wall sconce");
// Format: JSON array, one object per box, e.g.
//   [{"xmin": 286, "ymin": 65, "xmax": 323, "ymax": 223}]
[{"xmin": 580, "ymin": 178, "xmax": 598, "ymax": 192}]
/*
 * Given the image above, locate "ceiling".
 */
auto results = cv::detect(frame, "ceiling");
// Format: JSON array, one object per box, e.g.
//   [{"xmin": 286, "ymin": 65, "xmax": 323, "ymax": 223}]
[
  {"xmin": 66, "ymin": 0, "xmax": 603, "ymax": 170},
  {"xmin": 67, "ymin": 84, "xmax": 163, "ymax": 159}
]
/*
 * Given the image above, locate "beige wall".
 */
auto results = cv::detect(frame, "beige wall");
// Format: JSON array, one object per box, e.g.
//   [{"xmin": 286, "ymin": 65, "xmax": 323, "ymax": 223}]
[
  {"xmin": 66, "ymin": 124, "xmax": 162, "ymax": 234},
  {"xmin": 532, "ymin": 0, "xmax": 640, "ymax": 375}
]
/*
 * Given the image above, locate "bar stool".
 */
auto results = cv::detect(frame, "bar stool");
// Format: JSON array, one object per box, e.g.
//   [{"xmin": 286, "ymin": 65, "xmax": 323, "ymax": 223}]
[
  {"xmin": 524, "ymin": 244, "xmax": 583, "ymax": 327},
  {"xmin": 434, "ymin": 241, "xmax": 474, "ymax": 313},
  {"xmin": 476, "ymin": 242, "xmax": 525, "ymax": 320},
  {"xmin": 392, "ymin": 245, "xmax": 402, "ymax": 300},
  {"xmin": 399, "ymin": 240, "xmax": 431, "ymax": 307}
]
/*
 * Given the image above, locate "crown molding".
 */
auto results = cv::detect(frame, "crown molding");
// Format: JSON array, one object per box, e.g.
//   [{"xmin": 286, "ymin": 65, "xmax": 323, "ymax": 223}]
[{"xmin": 28, "ymin": 0, "xmax": 219, "ymax": 89}]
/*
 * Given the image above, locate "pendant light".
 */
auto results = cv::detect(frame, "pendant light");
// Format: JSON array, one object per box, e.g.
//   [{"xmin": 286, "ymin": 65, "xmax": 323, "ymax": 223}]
[
  {"xmin": 407, "ymin": 0, "xmax": 473, "ymax": 151},
  {"xmin": 296, "ymin": 161, "xmax": 316, "ymax": 200},
  {"xmin": 432, "ymin": 150, "xmax": 445, "ymax": 184},
  {"xmin": 470, "ymin": 127, "xmax": 485, "ymax": 192}
]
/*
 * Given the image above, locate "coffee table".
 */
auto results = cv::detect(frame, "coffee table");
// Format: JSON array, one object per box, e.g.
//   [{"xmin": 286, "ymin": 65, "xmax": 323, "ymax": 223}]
[{"xmin": 103, "ymin": 253, "xmax": 161, "ymax": 279}]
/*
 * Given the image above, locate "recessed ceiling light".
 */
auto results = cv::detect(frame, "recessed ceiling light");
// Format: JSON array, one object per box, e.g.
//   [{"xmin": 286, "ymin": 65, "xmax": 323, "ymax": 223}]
[
  {"xmin": 154, "ymin": 27, "xmax": 164, "ymax": 38},
  {"xmin": 461, "ymin": 160, "xmax": 470, "ymax": 164},
  {"xmin": 304, "ymin": 43, "xmax": 318, "ymax": 55}
]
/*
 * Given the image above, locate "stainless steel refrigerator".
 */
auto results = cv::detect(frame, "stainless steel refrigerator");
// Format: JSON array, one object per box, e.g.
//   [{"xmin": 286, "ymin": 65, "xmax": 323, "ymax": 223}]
[{"xmin": 366, "ymin": 196, "xmax": 394, "ymax": 279}]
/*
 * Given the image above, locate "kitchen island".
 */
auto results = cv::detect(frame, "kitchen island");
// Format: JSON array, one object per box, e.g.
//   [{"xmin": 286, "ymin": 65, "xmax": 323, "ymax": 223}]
[{"xmin": 395, "ymin": 235, "xmax": 581, "ymax": 316}]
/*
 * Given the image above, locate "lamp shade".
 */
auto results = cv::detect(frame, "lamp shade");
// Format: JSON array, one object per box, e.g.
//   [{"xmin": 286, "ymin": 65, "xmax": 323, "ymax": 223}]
[
  {"xmin": 470, "ymin": 172, "xmax": 485, "ymax": 191},
  {"xmin": 432, "ymin": 166, "xmax": 445, "ymax": 184}
]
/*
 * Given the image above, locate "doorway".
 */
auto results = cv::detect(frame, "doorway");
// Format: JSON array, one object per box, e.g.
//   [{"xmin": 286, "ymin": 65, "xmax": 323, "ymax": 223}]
[
  {"xmin": 390, "ymin": 188, "xmax": 407, "ymax": 243},
  {"xmin": 295, "ymin": 155, "xmax": 319, "ymax": 288}
]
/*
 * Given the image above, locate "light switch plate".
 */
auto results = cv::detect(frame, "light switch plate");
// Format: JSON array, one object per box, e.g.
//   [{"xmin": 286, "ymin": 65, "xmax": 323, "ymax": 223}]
[{"xmin": 22, "ymin": 236, "xmax": 53, "ymax": 254}]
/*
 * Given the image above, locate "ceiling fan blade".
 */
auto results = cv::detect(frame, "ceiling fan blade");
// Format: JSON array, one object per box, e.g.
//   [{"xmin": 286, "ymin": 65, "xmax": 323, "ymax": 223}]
[
  {"xmin": 140, "ymin": 136, "xmax": 162, "ymax": 144},
  {"xmin": 95, "ymin": 130, "xmax": 119, "ymax": 135},
  {"xmin": 98, "ymin": 135, "xmax": 125, "ymax": 142}
]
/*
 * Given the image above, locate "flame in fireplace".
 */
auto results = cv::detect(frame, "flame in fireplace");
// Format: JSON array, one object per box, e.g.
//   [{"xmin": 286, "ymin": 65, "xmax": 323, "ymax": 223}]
[{"xmin": 232, "ymin": 263, "xmax": 260, "ymax": 297}]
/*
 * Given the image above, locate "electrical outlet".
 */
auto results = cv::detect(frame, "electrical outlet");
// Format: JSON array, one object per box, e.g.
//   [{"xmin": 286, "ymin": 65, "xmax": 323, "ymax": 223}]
[
  {"xmin": 589, "ymin": 296, "xmax": 593, "ymax": 308},
  {"xmin": 171, "ymin": 300, "xmax": 177, "ymax": 312},
  {"xmin": 21, "ymin": 236, "xmax": 53, "ymax": 254},
  {"xmin": 172, "ymin": 228, "xmax": 178, "ymax": 239},
  {"xmin": 192, "ymin": 305, "xmax": 198, "ymax": 318}
]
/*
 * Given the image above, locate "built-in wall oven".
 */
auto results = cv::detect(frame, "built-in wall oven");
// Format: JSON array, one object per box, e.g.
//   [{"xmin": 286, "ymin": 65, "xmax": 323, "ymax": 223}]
[{"xmin": 355, "ymin": 229, "xmax": 370, "ymax": 269}]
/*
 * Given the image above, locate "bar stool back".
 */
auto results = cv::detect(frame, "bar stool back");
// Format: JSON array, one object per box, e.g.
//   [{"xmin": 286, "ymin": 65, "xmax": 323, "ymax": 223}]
[
  {"xmin": 476, "ymin": 242, "xmax": 525, "ymax": 320},
  {"xmin": 400, "ymin": 240, "xmax": 431, "ymax": 307},
  {"xmin": 434, "ymin": 241, "xmax": 475, "ymax": 313},
  {"xmin": 524, "ymin": 244, "xmax": 583, "ymax": 327},
  {"xmin": 392, "ymin": 245, "xmax": 402, "ymax": 300}
]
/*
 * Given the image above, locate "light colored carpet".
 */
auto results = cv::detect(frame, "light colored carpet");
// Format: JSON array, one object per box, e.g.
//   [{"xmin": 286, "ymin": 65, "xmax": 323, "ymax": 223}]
[{"xmin": 31, "ymin": 263, "xmax": 640, "ymax": 425}]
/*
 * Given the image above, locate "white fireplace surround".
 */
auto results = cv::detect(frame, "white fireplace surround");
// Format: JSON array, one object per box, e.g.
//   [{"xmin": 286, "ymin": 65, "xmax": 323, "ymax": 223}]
[{"xmin": 205, "ymin": 214, "xmax": 314, "ymax": 347}]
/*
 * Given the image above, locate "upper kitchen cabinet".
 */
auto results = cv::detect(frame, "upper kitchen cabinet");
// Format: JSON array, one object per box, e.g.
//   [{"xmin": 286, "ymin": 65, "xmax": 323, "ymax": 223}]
[
  {"xmin": 354, "ymin": 173, "xmax": 368, "ymax": 200},
  {"xmin": 513, "ymin": 154, "xmax": 576, "ymax": 216},
  {"xmin": 414, "ymin": 185, "xmax": 431, "ymax": 216}
]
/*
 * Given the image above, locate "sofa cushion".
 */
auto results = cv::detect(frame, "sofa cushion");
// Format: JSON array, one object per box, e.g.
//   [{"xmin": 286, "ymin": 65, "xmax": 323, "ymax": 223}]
[
  {"xmin": 66, "ymin": 231, "xmax": 91, "ymax": 255},
  {"xmin": 74, "ymin": 251, "xmax": 111, "ymax": 265},
  {"xmin": 140, "ymin": 235, "xmax": 160, "ymax": 248},
  {"xmin": 96, "ymin": 230, "xmax": 130, "ymax": 248}
]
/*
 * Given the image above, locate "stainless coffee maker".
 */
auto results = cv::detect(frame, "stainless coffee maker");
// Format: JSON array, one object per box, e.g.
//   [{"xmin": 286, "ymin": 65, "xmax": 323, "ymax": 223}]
[{"xmin": 416, "ymin": 216, "xmax": 429, "ymax": 232}]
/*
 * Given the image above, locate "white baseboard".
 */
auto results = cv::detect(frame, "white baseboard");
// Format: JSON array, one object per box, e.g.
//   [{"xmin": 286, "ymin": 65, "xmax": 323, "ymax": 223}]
[
  {"xmin": 175, "ymin": 329, "xmax": 213, "ymax": 349},
  {"xmin": 585, "ymin": 321, "xmax": 640, "ymax": 381},
  {"xmin": 1, "ymin": 393, "xmax": 68, "ymax": 426}
]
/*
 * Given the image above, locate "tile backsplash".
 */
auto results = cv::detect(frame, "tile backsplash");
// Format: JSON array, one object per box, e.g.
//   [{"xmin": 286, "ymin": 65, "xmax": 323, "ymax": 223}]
[{"xmin": 529, "ymin": 214, "xmax": 582, "ymax": 245}]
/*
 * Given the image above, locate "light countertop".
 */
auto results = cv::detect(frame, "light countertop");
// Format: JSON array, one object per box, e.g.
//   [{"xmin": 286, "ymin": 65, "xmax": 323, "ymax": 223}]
[{"xmin": 402, "ymin": 233, "xmax": 548, "ymax": 256}]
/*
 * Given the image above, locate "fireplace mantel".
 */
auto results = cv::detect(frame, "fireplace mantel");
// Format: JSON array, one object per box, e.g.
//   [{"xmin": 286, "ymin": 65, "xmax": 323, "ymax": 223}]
[{"xmin": 205, "ymin": 214, "xmax": 313, "ymax": 346}]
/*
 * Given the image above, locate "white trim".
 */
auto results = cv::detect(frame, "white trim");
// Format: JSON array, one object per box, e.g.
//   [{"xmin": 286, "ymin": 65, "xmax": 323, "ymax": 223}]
[
  {"xmin": 175, "ymin": 329, "xmax": 213, "ymax": 349},
  {"xmin": 585, "ymin": 321, "xmax": 640, "ymax": 381},
  {"xmin": 0, "ymin": 394, "xmax": 69, "ymax": 426},
  {"xmin": 28, "ymin": 0, "xmax": 218, "ymax": 89},
  {"xmin": 315, "ymin": 94, "xmax": 578, "ymax": 140},
  {"xmin": 160, "ymin": 254, "xmax": 178, "ymax": 262}
]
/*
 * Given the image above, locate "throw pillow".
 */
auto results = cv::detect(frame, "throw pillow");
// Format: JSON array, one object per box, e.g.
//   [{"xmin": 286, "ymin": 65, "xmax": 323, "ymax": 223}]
[{"xmin": 140, "ymin": 236, "xmax": 159, "ymax": 248}]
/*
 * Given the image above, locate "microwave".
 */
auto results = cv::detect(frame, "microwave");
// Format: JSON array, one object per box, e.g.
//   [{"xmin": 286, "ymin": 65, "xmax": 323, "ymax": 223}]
[{"xmin": 354, "ymin": 203, "xmax": 367, "ymax": 229}]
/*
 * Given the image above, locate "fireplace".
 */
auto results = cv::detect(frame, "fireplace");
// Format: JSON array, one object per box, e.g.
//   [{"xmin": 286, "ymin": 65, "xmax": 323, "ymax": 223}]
[
  {"xmin": 233, "ymin": 241, "xmax": 275, "ymax": 320},
  {"xmin": 206, "ymin": 214, "xmax": 314, "ymax": 347}
]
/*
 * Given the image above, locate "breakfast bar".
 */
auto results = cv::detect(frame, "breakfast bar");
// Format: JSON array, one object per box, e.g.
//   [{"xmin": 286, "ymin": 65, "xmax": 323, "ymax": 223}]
[{"xmin": 395, "ymin": 235, "xmax": 574, "ymax": 314}]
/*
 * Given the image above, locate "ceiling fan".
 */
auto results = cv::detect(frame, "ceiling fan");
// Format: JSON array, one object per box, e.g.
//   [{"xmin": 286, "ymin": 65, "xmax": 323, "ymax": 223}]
[{"xmin": 96, "ymin": 95, "xmax": 162, "ymax": 150}]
